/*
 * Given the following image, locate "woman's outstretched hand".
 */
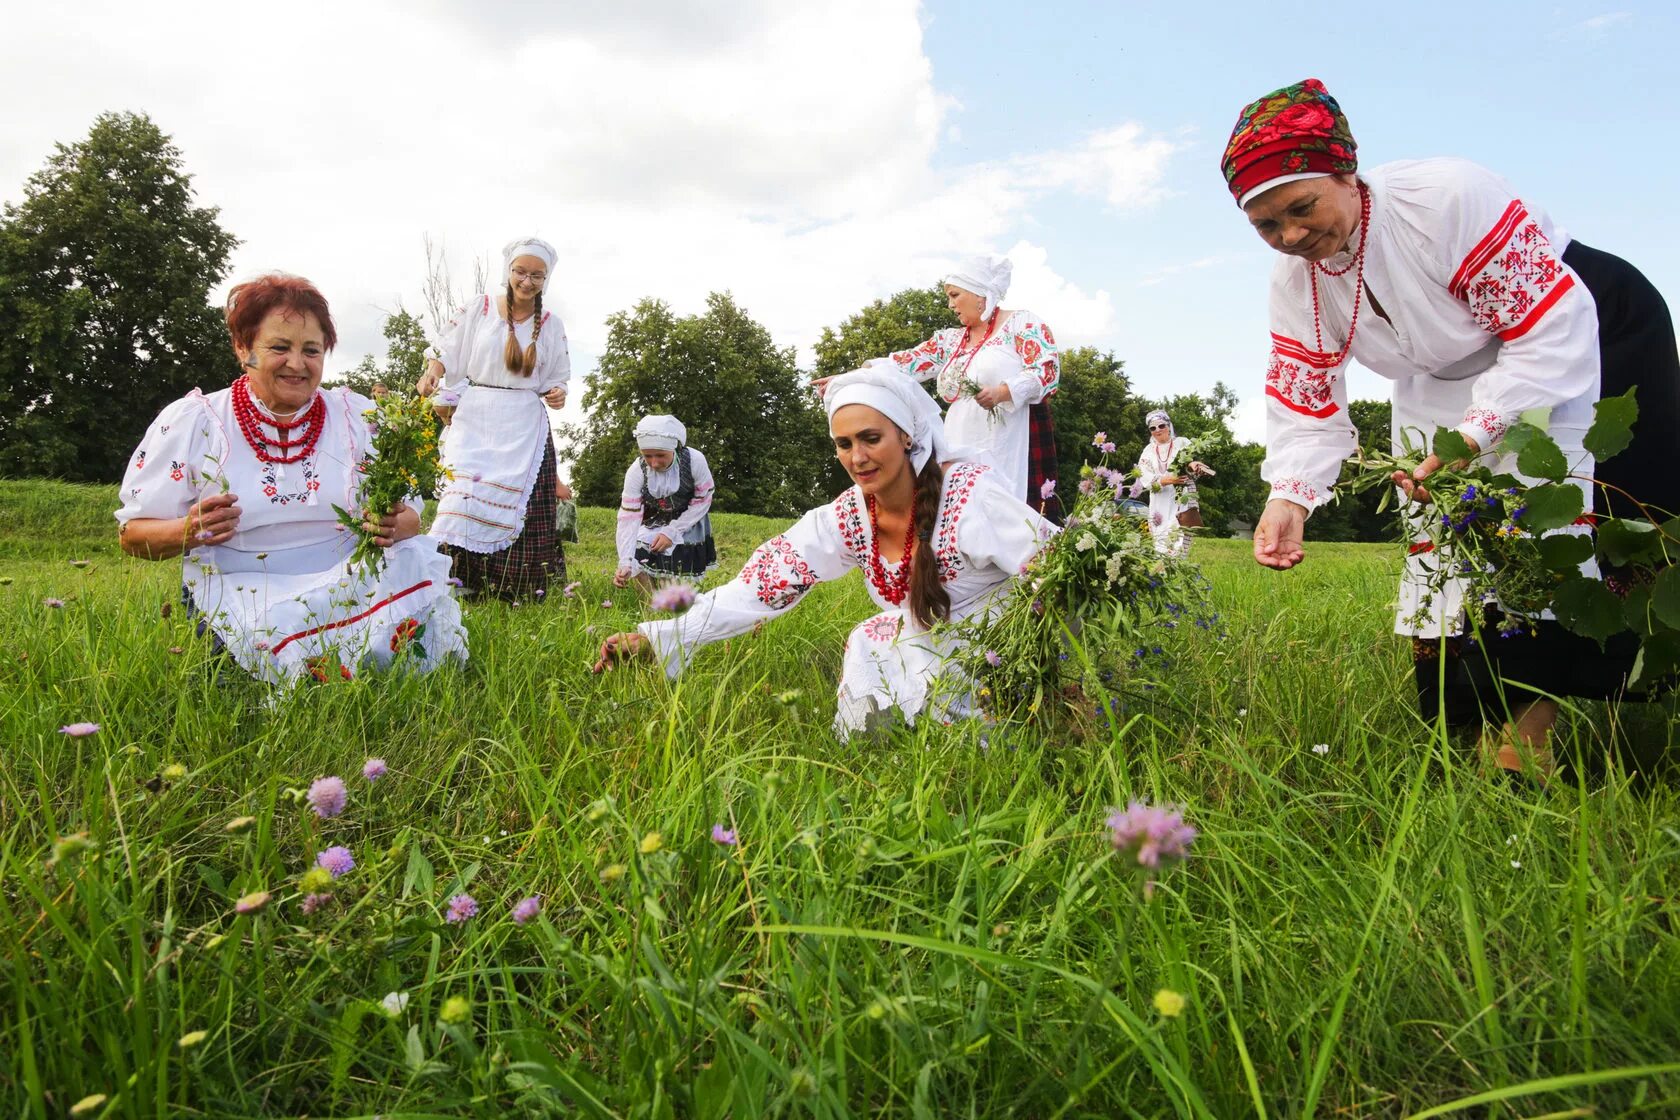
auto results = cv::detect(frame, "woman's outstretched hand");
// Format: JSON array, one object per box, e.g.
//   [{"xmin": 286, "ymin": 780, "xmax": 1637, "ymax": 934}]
[
  {"xmin": 1392, "ymin": 435, "xmax": 1479, "ymax": 504},
  {"xmin": 1253, "ymin": 498, "xmax": 1307, "ymax": 570},
  {"xmin": 593, "ymin": 631, "xmax": 653, "ymax": 674}
]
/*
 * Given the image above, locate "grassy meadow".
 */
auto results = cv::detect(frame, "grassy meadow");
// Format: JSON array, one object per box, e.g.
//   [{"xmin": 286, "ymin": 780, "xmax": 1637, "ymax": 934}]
[{"xmin": 1, "ymin": 477, "xmax": 1678, "ymax": 1118}]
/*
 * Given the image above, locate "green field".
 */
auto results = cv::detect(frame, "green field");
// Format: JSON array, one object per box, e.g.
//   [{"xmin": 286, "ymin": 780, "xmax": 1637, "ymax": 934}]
[{"xmin": 2, "ymin": 478, "xmax": 1677, "ymax": 1118}]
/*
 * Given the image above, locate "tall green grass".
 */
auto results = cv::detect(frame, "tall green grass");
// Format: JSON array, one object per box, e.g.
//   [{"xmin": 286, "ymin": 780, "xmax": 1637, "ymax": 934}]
[{"xmin": 1, "ymin": 478, "xmax": 1677, "ymax": 1117}]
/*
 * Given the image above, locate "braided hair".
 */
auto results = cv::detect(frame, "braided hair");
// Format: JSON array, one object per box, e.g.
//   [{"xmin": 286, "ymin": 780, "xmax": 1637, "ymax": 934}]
[
  {"xmin": 906, "ymin": 455, "xmax": 950, "ymax": 630},
  {"xmin": 501, "ymin": 283, "xmax": 544, "ymax": 376}
]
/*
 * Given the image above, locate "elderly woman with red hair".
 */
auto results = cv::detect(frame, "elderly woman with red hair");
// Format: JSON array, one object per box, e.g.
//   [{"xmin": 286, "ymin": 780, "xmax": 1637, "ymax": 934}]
[
  {"xmin": 116, "ymin": 273, "xmax": 467, "ymax": 683},
  {"xmin": 1225, "ymin": 78, "xmax": 1679, "ymax": 781}
]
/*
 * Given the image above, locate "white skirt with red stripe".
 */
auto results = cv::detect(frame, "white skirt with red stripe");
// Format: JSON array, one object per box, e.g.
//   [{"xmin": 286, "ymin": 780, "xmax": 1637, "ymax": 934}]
[{"xmin": 183, "ymin": 534, "xmax": 467, "ymax": 683}]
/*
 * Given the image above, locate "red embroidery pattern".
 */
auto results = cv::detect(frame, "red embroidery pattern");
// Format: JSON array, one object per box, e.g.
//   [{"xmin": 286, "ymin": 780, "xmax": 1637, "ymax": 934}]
[
  {"xmin": 1450, "ymin": 201, "xmax": 1576, "ymax": 342},
  {"xmin": 1265, "ymin": 334, "xmax": 1340, "ymax": 418},
  {"xmin": 893, "ymin": 333, "xmax": 952, "ymax": 379},
  {"xmin": 1039, "ymin": 358, "xmax": 1058, "ymax": 388},
  {"xmin": 169, "ymin": 460, "xmax": 185, "ymax": 481},
  {"xmin": 259, "ymin": 457, "xmax": 321, "ymax": 506},
  {"xmin": 862, "ymin": 614, "xmax": 901, "ymax": 643},
  {"xmin": 832, "ymin": 488, "xmax": 869, "ymax": 563},
  {"xmin": 1269, "ymin": 477, "xmax": 1322, "ymax": 506},
  {"xmin": 1460, "ymin": 408, "xmax": 1507, "ymax": 446},
  {"xmin": 738, "ymin": 534, "xmax": 818, "ymax": 609},
  {"xmin": 933, "ymin": 462, "xmax": 988, "ymax": 582}
]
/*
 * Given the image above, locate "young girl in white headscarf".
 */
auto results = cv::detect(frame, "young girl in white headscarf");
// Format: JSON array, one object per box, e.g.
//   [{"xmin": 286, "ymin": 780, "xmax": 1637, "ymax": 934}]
[
  {"xmin": 818, "ymin": 255, "xmax": 1063, "ymax": 517},
  {"xmin": 1134, "ymin": 409, "xmax": 1209, "ymax": 557},
  {"xmin": 416, "ymin": 237, "xmax": 571, "ymax": 599},
  {"xmin": 594, "ymin": 368, "xmax": 1054, "ymax": 738},
  {"xmin": 614, "ymin": 414, "xmax": 717, "ymax": 590}
]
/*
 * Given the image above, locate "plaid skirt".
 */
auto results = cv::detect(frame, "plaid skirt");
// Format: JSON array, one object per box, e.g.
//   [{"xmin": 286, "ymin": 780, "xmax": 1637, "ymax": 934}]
[
  {"xmin": 1026, "ymin": 400, "xmax": 1065, "ymax": 524},
  {"xmin": 442, "ymin": 439, "xmax": 566, "ymax": 600}
]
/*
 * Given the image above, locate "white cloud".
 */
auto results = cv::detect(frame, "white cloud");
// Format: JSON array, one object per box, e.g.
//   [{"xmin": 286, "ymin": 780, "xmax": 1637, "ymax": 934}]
[
  {"xmin": 1, "ymin": 0, "xmax": 1180, "ymax": 442},
  {"xmin": 1550, "ymin": 10, "xmax": 1631, "ymax": 39}
]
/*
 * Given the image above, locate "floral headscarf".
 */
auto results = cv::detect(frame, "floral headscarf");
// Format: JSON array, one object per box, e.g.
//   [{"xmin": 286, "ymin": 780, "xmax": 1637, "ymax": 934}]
[{"xmin": 1221, "ymin": 78, "xmax": 1357, "ymax": 208}]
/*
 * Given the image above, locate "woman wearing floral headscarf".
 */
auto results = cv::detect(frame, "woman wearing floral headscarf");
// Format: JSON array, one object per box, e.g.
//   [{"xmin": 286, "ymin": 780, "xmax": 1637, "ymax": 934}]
[
  {"xmin": 1134, "ymin": 409, "xmax": 1210, "ymax": 557},
  {"xmin": 818, "ymin": 255, "xmax": 1063, "ymax": 518},
  {"xmin": 594, "ymin": 367, "xmax": 1053, "ymax": 738},
  {"xmin": 1223, "ymin": 77, "xmax": 1679, "ymax": 780},
  {"xmin": 614, "ymin": 414, "xmax": 717, "ymax": 591},
  {"xmin": 416, "ymin": 237, "xmax": 571, "ymax": 599}
]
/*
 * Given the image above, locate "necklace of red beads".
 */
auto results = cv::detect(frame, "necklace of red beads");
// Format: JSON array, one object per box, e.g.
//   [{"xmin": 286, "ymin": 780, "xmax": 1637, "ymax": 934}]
[
  {"xmin": 864, "ymin": 493, "xmax": 916, "ymax": 605},
  {"xmin": 231, "ymin": 375, "xmax": 326, "ymax": 464},
  {"xmin": 1307, "ymin": 182, "xmax": 1371, "ymax": 370}
]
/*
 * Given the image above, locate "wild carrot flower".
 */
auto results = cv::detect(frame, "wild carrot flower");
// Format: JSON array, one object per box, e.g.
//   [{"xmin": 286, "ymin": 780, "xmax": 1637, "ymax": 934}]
[
  {"xmin": 445, "ymin": 893, "xmax": 478, "ymax": 923},
  {"xmin": 1105, "ymin": 802, "xmax": 1197, "ymax": 870},
  {"xmin": 307, "ymin": 776, "xmax": 347, "ymax": 818},
  {"xmin": 711, "ymin": 824, "xmax": 738, "ymax": 846},
  {"xmin": 362, "ymin": 758, "xmax": 387, "ymax": 781},
  {"xmin": 59, "ymin": 722, "xmax": 100, "ymax": 737},
  {"xmin": 316, "ymin": 845, "xmax": 355, "ymax": 878},
  {"xmin": 512, "ymin": 895, "xmax": 542, "ymax": 924},
  {"xmin": 234, "ymin": 890, "xmax": 271, "ymax": 915}
]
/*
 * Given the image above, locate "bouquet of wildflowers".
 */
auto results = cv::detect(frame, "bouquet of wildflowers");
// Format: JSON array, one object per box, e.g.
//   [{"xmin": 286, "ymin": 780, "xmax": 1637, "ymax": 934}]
[
  {"xmin": 1342, "ymin": 390, "xmax": 1679, "ymax": 685},
  {"xmin": 333, "ymin": 392, "xmax": 452, "ymax": 577},
  {"xmin": 960, "ymin": 443, "xmax": 1216, "ymax": 719},
  {"xmin": 1165, "ymin": 436, "xmax": 1219, "ymax": 488}
]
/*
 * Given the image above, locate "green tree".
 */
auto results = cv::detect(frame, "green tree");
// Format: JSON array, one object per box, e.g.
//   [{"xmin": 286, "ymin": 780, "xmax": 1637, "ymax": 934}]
[
  {"xmin": 1046, "ymin": 346, "xmax": 1144, "ymax": 494},
  {"xmin": 1115, "ymin": 383, "xmax": 1267, "ymax": 538},
  {"xmin": 0, "ymin": 112, "xmax": 236, "ymax": 481},
  {"xmin": 563, "ymin": 293, "xmax": 830, "ymax": 517},
  {"xmin": 338, "ymin": 305, "xmax": 429, "ymax": 398},
  {"xmin": 1304, "ymin": 397, "xmax": 1395, "ymax": 542},
  {"xmin": 812, "ymin": 286, "xmax": 951, "ymax": 378}
]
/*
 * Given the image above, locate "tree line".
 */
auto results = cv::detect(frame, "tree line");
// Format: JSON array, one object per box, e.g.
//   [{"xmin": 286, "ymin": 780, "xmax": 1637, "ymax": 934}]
[{"xmin": 0, "ymin": 112, "xmax": 1395, "ymax": 540}]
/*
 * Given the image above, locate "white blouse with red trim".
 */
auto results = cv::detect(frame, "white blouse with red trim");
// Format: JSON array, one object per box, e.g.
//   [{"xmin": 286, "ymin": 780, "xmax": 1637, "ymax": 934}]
[
  {"xmin": 1259, "ymin": 157, "xmax": 1599, "ymax": 513},
  {"xmin": 429, "ymin": 292, "xmax": 571, "ymax": 393}
]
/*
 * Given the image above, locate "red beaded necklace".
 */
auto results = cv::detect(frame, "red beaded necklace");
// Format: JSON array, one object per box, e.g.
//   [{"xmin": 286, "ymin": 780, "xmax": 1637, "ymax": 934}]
[
  {"xmin": 1307, "ymin": 182, "xmax": 1371, "ymax": 370},
  {"xmin": 231, "ymin": 375, "xmax": 326, "ymax": 464},
  {"xmin": 937, "ymin": 309, "xmax": 1001, "ymax": 401},
  {"xmin": 864, "ymin": 492, "xmax": 916, "ymax": 605}
]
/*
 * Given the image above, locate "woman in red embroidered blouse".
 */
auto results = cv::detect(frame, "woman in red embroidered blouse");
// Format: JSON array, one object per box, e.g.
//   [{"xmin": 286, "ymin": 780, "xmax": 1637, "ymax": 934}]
[{"xmin": 1225, "ymin": 78, "xmax": 1679, "ymax": 781}]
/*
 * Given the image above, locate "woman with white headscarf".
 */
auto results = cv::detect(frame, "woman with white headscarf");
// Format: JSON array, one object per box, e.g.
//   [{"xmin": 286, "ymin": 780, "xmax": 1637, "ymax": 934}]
[
  {"xmin": 1134, "ymin": 409, "xmax": 1210, "ymax": 557},
  {"xmin": 614, "ymin": 414, "xmax": 717, "ymax": 590},
  {"xmin": 593, "ymin": 367, "xmax": 1054, "ymax": 738},
  {"xmin": 416, "ymin": 237, "xmax": 571, "ymax": 599},
  {"xmin": 821, "ymin": 255, "xmax": 1063, "ymax": 517}
]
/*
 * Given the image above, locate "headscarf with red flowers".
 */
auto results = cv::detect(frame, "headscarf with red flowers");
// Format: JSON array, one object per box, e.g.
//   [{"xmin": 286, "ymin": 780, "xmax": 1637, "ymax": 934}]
[{"xmin": 1221, "ymin": 78, "xmax": 1357, "ymax": 208}]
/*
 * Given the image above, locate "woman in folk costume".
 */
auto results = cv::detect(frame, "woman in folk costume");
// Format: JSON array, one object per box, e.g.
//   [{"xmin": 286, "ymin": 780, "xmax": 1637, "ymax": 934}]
[
  {"xmin": 417, "ymin": 237, "xmax": 571, "ymax": 599},
  {"xmin": 593, "ymin": 367, "xmax": 1055, "ymax": 738},
  {"xmin": 819, "ymin": 256, "xmax": 1064, "ymax": 519},
  {"xmin": 1226, "ymin": 78, "xmax": 1680, "ymax": 781},
  {"xmin": 1133, "ymin": 410, "xmax": 1210, "ymax": 558},
  {"xmin": 116, "ymin": 273, "xmax": 467, "ymax": 683},
  {"xmin": 613, "ymin": 415, "xmax": 718, "ymax": 590}
]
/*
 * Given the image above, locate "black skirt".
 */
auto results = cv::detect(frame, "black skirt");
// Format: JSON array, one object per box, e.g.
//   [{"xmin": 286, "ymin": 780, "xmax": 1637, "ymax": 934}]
[
  {"xmin": 1416, "ymin": 241, "xmax": 1679, "ymax": 722},
  {"xmin": 441, "ymin": 440, "xmax": 566, "ymax": 600}
]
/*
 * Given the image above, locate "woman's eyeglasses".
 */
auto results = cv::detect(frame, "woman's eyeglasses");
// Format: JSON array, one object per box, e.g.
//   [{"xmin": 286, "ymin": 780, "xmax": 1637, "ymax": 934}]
[
  {"xmin": 511, "ymin": 268, "xmax": 547, "ymax": 284},
  {"xmin": 1148, "ymin": 424, "xmax": 1168, "ymax": 432}
]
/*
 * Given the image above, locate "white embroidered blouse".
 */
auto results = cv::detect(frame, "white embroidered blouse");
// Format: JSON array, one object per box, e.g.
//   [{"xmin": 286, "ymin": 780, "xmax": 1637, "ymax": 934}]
[
  {"xmin": 615, "ymin": 449, "xmax": 717, "ymax": 564},
  {"xmin": 638, "ymin": 462, "xmax": 1051, "ymax": 676},
  {"xmin": 429, "ymin": 293, "xmax": 572, "ymax": 393},
  {"xmin": 1260, "ymin": 158, "xmax": 1599, "ymax": 513}
]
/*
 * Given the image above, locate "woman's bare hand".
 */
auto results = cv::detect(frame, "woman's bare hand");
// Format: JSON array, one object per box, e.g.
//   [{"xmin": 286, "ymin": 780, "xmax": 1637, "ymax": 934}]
[{"xmin": 593, "ymin": 631, "xmax": 652, "ymax": 673}]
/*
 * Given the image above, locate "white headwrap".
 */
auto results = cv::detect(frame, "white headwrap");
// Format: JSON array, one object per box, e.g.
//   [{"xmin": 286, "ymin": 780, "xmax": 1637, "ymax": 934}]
[
  {"xmin": 943, "ymin": 254, "xmax": 1013, "ymax": 319},
  {"xmin": 1237, "ymin": 171, "xmax": 1330, "ymax": 210},
  {"xmin": 502, "ymin": 237, "xmax": 558, "ymax": 275},
  {"xmin": 1145, "ymin": 409, "xmax": 1175, "ymax": 440},
  {"xmin": 825, "ymin": 365, "xmax": 951, "ymax": 473},
  {"xmin": 634, "ymin": 414, "xmax": 686, "ymax": 452}
]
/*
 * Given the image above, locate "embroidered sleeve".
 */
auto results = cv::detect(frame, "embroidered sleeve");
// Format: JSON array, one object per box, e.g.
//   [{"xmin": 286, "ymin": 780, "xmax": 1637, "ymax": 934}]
[
  {"xmin": 636, "ymin": 502, "xmax": 856, "ymax": 678},
  {"xmin": 615, "ymin": 462, "xmax": 643, "ymax": 567},
  {"xmin": 1003, "ymin": 315, "xmax": 1060, "ymax": 408},
  {"xmin": 885, "ymin": 328, "xmax": 962, "ymax": 383},
  {"xmin": 1438, "ymin": 167, "xmax": 1598, "ymax": 453},
  {"xmin": 1258, "ymin": 265, "xmax": 1358, "ymax": 515},
  {"xmin": 662, "ymin": 450, "xmax": 716, "ymax": 539},
  {"xmin": 115, "ymin": 396, "xmax": 218, "ymax": 527},
  {"xmin": 536, "ymin": 312, "xmax": 572, "ymax": 392},
  {"xmin": 429, "ymin": 297, "xmax": 481, "ymax": 387}
]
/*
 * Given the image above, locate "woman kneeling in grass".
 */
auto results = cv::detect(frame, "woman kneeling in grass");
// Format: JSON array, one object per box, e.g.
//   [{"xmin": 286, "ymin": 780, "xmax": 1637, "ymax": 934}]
[{"xmin": 593, "ymin": 368, "xmax": 1053, "ymax": 737}]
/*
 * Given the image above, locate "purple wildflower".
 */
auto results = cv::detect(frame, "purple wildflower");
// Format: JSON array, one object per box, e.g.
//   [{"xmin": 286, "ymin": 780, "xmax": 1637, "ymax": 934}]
[
  {"xmin": 300, "ymin": 892, "xmax": 332, "ymax": 915},
  {"xmin": 315, "ymin": 845, "xmax": 355, "ymax": 878},
  {"xmin": 307, "ymin": 776, "xmax": 347, "ymax": 819},
  {"xmin": 984, "ymin": 649, "xmax": 1002, "ymax": 668},
  {"xmin": 44, "ymin": 598, "xmax": 66, "ymax": 609},
  {"xmin": 1040, "ymin": 479, "xmax": 1058, "ymax": 501},
  {"xmin": 562, "ymin": 581, "xmax": 581, "ymax": 598},
  {"xmin": 1105, "ymin": 802, "xmax": 1197, "ymax": 870},
  {"xmin": 445, "ymin": 893, "xmax": 478, "ymax": 923},
  {"xmin": 1078, "ymin": 478, "xmax": 1095, "ymax": 495},
  {"xmin": 601, "ymin": 599, "xmax": 613, "ymax": 609},
  {"xmin": 362, "ymin": 758, "xmax": 387, "ymax": 782},
  {"xmin": 1101, "ymin": 441, "xmax": 1117, "ymax": 454},
  {"xmin": 511, "ymin": 895, "xmax": 542, "ymax": 924},
  {"xmin": 1092, "ymin": 431, "xmax": 1108, "ymax": 446},
  {"xmin": 446, "ymin": 576, "xmax": 464, "ymax": 588},
  {"xmin": 711, "ymin": 824, "xmax": 738, "ymax": 846},
  {"xmin": 650, "ymin": 584, "xmax": 696, "ymax": 612},
  {"xmin": 59, "ymin": 722, "xmax": 101, "ymax": 737}
]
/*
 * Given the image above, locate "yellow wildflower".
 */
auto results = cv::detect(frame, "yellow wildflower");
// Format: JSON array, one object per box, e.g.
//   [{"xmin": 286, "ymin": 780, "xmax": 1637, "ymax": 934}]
[{"xmin": 1152, "ymin": 988, "xmax": 1186, "ymax": 1018}]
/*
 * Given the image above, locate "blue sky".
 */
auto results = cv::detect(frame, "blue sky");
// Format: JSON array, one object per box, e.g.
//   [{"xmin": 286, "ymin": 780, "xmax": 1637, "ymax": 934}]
[{"xmin": 920, "ymin": 0, "xmax": 1679, "ymax": 435}]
